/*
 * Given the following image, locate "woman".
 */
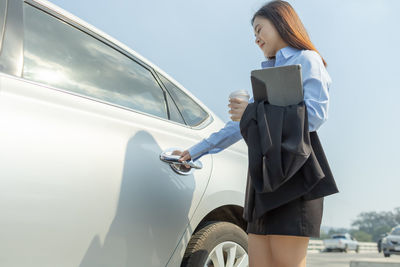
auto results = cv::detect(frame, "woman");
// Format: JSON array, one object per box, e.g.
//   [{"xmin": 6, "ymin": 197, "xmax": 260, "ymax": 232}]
[{"xmin": 175, "ymin": 1, "xmax": 338, "ymax": 266}]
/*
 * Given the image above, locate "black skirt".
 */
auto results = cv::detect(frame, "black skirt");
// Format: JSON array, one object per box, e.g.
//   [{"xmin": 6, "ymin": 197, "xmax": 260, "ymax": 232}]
[{"xmin": 246, "ymin": 196, "xmax": 323, "ymax": 238}]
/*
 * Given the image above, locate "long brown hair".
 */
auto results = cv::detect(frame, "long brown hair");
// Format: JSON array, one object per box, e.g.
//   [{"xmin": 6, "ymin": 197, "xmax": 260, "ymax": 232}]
[{"xmin": 252, "ymin": 1, "xmax": 327, "ymax": 67}]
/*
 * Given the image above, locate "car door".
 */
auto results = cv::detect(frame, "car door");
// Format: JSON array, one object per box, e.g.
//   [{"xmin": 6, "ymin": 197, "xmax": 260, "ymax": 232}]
[{"xmin": 0, "ymin": 1, "xmax": 212, "ymax": 266}]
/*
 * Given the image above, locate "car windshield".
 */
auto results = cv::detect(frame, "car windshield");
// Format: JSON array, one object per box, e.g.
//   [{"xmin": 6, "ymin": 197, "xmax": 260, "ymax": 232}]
[
  {"xmin": 391, "ymin": 228, "xmax": 400, "ymax": 235},
  {"xmin": 332, "ymin": 235, "xmax": 346, "ymax": 239}
]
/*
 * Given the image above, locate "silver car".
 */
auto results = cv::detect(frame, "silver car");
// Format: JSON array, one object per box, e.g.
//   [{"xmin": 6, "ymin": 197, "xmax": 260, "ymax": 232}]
[
  {"xmin": 382, "ymin": 226, "xmax": 400, "ymax": 257},
  {"xmin": 323, "ymin": 233, "xmax": 359, "ymax": 253},
  {"xmin": 0, "ymin": 0, "xmax": 249, "ymax": 266}
]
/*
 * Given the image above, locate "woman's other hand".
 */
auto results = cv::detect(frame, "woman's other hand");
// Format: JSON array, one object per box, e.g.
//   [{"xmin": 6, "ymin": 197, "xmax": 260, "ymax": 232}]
[{"xmin": 228, "ymin": 98, "xmax": 249, "ymax": 121}]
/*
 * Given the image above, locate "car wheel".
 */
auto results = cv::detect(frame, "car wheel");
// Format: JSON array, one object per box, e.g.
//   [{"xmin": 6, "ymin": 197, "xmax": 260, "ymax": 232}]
[
  {"xmin": 355, "ymin": 245, "xmax": 360, "ymax": 253},
  {"xmin": 181, "ymin": 221, "xmax": 248, "ymax": 267},
  {"xmin": 384, "ymin": 252, "xmax": 390, "ymax": 258}
]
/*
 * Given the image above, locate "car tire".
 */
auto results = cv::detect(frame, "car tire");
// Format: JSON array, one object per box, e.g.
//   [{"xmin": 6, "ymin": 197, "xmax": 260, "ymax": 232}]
[
  {"xmin": 355, "ymin": 245, "xmax": 360, "ymax": 253},
  {"xmin": 181, "ymin": 221, "xmax": 248, "ymax": 267}
]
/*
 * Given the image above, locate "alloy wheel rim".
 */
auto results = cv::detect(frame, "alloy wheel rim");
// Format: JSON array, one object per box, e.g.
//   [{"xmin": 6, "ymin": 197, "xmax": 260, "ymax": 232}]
[{"xmin": 205, "ymin": 241, "xmax": 248, "ymax": 267}]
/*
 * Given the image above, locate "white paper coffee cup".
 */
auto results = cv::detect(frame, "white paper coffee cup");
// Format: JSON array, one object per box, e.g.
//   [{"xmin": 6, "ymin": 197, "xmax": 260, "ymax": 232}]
[
  {"xmin": 229, "ymin": 89, "xmax": 250, "ymax": 101},
  {"xmin": 229, "ymin": 90, "xmax": 250, "ymax": 122}
]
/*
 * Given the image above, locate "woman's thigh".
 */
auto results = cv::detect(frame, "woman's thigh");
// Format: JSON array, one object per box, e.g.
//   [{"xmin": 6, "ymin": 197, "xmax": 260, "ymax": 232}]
[
  {"xmin": 248, "ymin": 233, "xmax": 273, "ymax": 267},
  {"xmin": 268, "ymin": 235, "xmax": 309, "ymax": 267}
]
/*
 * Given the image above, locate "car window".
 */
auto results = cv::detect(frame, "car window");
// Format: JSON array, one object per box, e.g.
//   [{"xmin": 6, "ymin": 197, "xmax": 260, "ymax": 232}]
[
  {"xmin": 165, "ymin": 91, "xmax": 185, "ymax": 124},
  {"xmin": 22, "ymin": 4, "xmax": 168, "ymax": 119},
  {"xmin": 391, "ymin": 227, "xmax": 400, "ymax": 235},
  {"xmin": 332, "ymin": 235, "xmax": 346, "ymax": 239},
  {"xmin": 157, "ymin": 73, "xmax": 209, "ymax": 127},
  {"xmin": 0, "ymin": 0, "xmax": 6, "ymax": 52}
]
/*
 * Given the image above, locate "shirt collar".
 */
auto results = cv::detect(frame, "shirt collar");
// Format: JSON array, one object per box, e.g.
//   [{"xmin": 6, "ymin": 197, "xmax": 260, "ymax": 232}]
[
  {"xmin": 261, "ymin": 59, "xmax": 275, "ymax": 68},
  {"xmin": 277, "ymin": 46, "xmax": 299, "ymax": 59},
  {"xmin": 261, "ymin": 46, "xmax": 299, "ymax": 68}
]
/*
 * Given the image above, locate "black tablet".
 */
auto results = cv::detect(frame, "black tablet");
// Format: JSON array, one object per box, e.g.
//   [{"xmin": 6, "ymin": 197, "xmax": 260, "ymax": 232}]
[{"xmin": 251, "ymin": 64, "xmax": 303, "ymax": 106}]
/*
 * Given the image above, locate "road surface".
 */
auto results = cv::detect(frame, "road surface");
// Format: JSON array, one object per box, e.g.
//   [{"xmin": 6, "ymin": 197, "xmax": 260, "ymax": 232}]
[{"xmin": 307, "ymin": 251, "xmax": 400, "ymax": 267}]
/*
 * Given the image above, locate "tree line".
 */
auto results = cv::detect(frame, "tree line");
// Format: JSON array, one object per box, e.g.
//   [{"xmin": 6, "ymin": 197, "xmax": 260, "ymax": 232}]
[{"xmin": 320, "ymin": 207, "xmax": 400, "ymax": 242}]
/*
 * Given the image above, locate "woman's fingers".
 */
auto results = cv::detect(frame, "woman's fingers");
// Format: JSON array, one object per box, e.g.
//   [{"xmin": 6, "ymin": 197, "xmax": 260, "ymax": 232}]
[
  {"xmin": 172, "ymin": 150, "xmax": 182, "ymax": 156},
  {"xmin": 229, "ymin": 105, "xmax": 244, "ymax": 111},
  {"xmin": 178, "ymin": 150, "xmax": 191, "ymax": 162},
  {"xmin": 172, "ymin": 150, "xmax": 191, "ymax": 161},
  {"xmin": 229, "ymin": 97, "xmax": 243, "ymax": 104},
  {"xmin": 170, "ymin": 150, "xmax": 191, "ymax": 168},
  {"xmin": 180, "ymin": 155, "xmax": 190, "ymax": 161},
  {"xmin": 228, "ymin": 98, "xmax": 249, "ymax": 121},
  {"xmin": 178, "ymin": 151, "xmax": 192, "ymax": 168},
  {"xmin": 228, "ymin": 104, "xmax": 241, "ymax": 110}
]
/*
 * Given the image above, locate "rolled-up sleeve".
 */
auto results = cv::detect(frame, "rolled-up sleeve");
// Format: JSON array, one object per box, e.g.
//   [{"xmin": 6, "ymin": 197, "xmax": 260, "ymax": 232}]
[
  {"xmin": 188, "ymin": 120, "xmax": 243, "ymax": 160},
  {"xmin": 188, "ymin": 97, "xmax": 254, "ymax": 160},
  {"xmin": 301, "ymin": 51, "xmax": 332, "ymax": 132}
]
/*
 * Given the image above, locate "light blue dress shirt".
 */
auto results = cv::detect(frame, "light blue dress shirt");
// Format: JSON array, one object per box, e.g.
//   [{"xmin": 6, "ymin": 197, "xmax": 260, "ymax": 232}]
[{"xmin": 188, "ymin": 46, "xmax": 332, "ymax": 161}]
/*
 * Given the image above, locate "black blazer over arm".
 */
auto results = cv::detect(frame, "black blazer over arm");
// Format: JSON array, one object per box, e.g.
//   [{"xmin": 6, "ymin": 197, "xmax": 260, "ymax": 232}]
[{"xmin": 239, "ymin": 101, "xmax": 339, "ymax": 222}]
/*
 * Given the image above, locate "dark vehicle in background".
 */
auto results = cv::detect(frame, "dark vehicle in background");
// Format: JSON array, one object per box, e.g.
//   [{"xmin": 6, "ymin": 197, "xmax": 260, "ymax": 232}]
[{"xmin": 382, "ymin": 226, "xmax": 400, "ymax": 257}]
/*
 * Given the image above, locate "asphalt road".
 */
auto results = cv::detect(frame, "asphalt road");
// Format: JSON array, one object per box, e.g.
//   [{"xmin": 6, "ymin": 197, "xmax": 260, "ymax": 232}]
[{"xmin": 307, "ymin": 251, "xmax": 400, "ymax": 267}]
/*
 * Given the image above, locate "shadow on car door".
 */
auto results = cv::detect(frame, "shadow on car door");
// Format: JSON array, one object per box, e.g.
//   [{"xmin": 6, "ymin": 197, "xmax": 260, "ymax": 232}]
[{"xmin": 79, "ymin": 129, "xmax": 212, "ymax": 267}]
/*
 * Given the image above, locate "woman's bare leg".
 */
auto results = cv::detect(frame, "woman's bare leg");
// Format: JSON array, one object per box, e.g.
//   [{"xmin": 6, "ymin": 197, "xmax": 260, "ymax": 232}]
[
  {"xmin": 248, "ymin": 233, "xmax": 273, "ymax": 267},
  {"xmin": 268, "ymin": 235, "xmax": 309, "ymax": 267}
]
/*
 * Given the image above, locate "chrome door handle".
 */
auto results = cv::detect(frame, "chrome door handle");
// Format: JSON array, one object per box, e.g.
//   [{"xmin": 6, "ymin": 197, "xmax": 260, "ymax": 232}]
[
  {"xmin": 160, "ymin": 149, "xmax": 203, "ymax": 175},
  {"xmin": 160, "ymin": 152, "xmax": 203, "ymax": 169}
]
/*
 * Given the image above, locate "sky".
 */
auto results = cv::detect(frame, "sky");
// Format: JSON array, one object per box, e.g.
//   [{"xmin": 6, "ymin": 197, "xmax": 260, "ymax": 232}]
[{"xmin": 49, "ymin": 0, "xmax": 400, "ymax": 229}]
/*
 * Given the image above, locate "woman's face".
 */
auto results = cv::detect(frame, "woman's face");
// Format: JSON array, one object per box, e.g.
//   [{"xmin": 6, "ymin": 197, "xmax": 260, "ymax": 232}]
[{"xmin": 253, "ymin": 16, "xmax": 287, "ymax": 59}]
